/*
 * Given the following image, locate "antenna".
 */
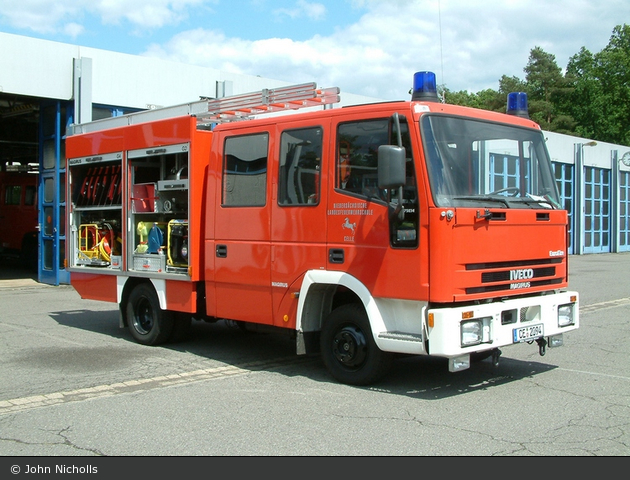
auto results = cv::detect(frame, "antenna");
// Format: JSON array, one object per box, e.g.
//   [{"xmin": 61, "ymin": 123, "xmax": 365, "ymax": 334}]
[{"xmin": 438, "ymin": 0, "xmax": 445, "ymax": 103}]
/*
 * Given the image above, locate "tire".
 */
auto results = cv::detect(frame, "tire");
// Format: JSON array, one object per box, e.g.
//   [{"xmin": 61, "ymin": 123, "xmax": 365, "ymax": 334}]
[
  {"xmin": 126, "ymin": 283, "xmax": 174, "ymax": 346},
  {"xmin": 320, "ymin": 303, "xmax": 393, "ymax": 386}
]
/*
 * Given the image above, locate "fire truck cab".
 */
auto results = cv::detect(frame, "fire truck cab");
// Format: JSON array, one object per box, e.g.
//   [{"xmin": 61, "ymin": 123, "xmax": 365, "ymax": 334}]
[{"xmin": 65, "ymin": 75, "xmax": 579, "ymax": 386}]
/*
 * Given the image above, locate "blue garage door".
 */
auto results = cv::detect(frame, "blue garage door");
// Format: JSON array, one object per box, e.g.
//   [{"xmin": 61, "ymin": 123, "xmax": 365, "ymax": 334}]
[
  {"xmin": 553, "ymin": 162, "xmax": 575, "ymax": 254},
  {"xmin": 620, "ymin": 171, "xmax": 630, "ymax": 252},
  {"xmin": 38, "ymin": 101, "xmax": 70, "ymax": 285},
  {"xmin": 583, "ymin": 166, "xmax": 611, "ymax": 254}
]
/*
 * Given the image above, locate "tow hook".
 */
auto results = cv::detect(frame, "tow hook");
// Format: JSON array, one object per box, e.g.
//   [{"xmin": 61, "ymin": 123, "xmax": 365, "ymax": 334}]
[
  {"xmin": 492, "ymin": 348, "xmax": 502, "ymax": 367},
  {"xmin": 537, "ymin": 337, "xmax": 547, "ymax": 356}
]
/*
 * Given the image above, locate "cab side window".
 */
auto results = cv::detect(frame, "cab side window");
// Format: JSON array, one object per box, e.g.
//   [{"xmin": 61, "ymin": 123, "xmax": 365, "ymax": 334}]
[
  {"xmin": 278, "ymin": 127, "xmax": 323, "ymax": 206},
  {"xmin": 336, "ymin": 119, "xmax": 388, "ymax": 199},
  {"xmin": 222, "ymin": 133, "xmax": 269, "ymax": 207},
  {"xmin": 337, "ymin": 117, "xmax": 419, "ymax": 248}
]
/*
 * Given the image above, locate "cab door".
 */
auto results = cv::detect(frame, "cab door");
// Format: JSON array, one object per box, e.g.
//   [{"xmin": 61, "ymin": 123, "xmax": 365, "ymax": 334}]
[
  {"xmin": 269, "ymin": 121, "xmax": 330, "ymax": 327},
  {"xmin": 213, "ymin": 129, "xmax": 274, "ymax": 325}
]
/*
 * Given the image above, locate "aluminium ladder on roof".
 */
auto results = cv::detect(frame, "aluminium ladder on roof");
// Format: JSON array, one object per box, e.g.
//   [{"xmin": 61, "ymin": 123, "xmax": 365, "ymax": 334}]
[{"xmin": 67, "ymin": 82, "xmax": 341, "ymax": 135}]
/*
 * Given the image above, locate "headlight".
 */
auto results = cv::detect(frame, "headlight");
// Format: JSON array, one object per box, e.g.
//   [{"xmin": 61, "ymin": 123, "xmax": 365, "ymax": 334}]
[
  {"xmin": 558, "ymin": 304, "xmax": 575, "ymax": 327},
  {"xmin": 461, "ymin": 320, "xmax": 482, "ymax": 347}
]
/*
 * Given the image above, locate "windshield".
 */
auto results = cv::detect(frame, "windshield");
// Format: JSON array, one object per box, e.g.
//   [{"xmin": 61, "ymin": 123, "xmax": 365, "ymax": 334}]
[{"xmin": 421, "ymin": 115, "xmax": 561, "ymax": 209}]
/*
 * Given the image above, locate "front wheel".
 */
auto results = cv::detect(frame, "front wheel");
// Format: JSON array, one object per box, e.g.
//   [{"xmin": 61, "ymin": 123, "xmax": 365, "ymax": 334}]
[
  {"xmin": 126, "ymin": 283, "xmax": 174, "ymax": 345},
  {"xmin": 320, "ymin": 304, "xmax": 393, "ymax": 386}
]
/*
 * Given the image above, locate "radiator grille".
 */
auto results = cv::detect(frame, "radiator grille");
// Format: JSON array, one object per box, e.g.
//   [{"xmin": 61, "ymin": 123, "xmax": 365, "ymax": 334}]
[{"xmin": 464, "ymin": 258, "xmax": 564, "ymax": 295}]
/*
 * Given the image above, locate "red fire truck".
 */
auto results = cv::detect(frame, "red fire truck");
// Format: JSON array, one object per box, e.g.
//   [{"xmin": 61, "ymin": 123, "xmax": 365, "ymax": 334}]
[
  {"xmin": 0, "ymin": 170, "xmax": 38, "ymax": 270},
  {"xmin": 65, "ymin": 74, "xmax": 579, "ymax": 385}
]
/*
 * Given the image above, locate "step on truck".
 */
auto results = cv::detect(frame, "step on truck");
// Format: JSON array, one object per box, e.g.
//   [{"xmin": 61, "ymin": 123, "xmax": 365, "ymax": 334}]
[{"xmin": 65, "ymin": 73, "xmax": 579, "ymax": 385}]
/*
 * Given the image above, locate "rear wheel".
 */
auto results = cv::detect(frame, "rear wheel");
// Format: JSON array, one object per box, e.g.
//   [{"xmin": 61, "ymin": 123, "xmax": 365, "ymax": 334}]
[
  {"xmin": 320, "ymin": 303, "xmax": 393, "ymax": 386},
  {"xmin": 126, "ymin": 283, "xmax": 174, "ymax": 345}
]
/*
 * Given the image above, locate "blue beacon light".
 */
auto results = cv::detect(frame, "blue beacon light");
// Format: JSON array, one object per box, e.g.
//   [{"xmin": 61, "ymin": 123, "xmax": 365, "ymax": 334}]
[
  {"xmin": 506, "ymin": 92, "xmax": 529, "ymax": 118},
  {"xmin": 411, "ymin": 71, "xmax": 439, "ymax": 102}
]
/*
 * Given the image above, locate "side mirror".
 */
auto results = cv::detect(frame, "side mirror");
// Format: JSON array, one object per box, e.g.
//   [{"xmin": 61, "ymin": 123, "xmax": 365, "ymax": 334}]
[{"xmin": 378, "ymin": 145, "xmax": 406, "ymax": 189}]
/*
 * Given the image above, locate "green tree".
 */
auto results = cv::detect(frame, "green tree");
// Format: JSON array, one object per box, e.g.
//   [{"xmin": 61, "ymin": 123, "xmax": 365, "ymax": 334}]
[
  {"xmin": 498, "ymin": 75, "xmax": 527, "ymax": 98},
  {"xmin": 565, "ymin": 47, "xmax": 601, "ymax": 140},
  {"xmin": 443, "ymin": 25, "xmax": 630, "ymax": 145},
  {"xmin": 441, "ymin": 87, "xmax": 504, "ymax": 112},
  {"xmin": 566, "ymin": 24, "xmax": 630, "ymax": 146},
  {"xmin": 595, "ymin": 24, "xmax": 630, "ymax": 145},
  {"xmin": 523, "ymin": 46, "xmax": 575, "ymax": 133}
]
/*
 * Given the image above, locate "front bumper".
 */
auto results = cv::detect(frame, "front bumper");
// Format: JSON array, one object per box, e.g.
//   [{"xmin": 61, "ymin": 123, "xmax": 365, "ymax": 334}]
[{"xmin": 427, "ymin": 291, "xmax": 579, "ymax": 359}]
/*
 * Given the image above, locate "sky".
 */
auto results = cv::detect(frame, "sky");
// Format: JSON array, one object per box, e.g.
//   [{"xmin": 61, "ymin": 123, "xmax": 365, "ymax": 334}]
[{"xmin": 0, "ymin": 0, "xmax": 628, "ymax": 101}]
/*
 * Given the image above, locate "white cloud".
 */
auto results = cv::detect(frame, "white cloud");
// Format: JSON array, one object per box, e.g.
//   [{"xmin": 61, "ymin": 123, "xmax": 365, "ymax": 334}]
[
  {"xmin": 94, "ymin": 0, "xmax": 208, "ymax": 29},
  {"xmin": 142, "ymin": 2, "xmax": 439, "ymax": 98},
  {"xmin": 274, "ymin": 1, "xmax": 327, "ymax": 21},
  {"xmin": 1, "ymin": 0, "xmax": 628, "ymax": 98},
  {"xmin": 0, "ymin": 0, "xmax": 209, "ymax": 34},
  {"xmin": 63, "ymin": 22, "xmax": 85, "ymax": 39},
  {"xmin": 0, "ymin": 0, "xmax": 82, "ymax": 33}
]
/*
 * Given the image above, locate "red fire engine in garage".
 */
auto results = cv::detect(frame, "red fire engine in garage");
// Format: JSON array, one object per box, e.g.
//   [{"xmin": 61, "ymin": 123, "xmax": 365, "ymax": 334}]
[
  {"xmin": 0, "ymin": 170, "xmax": 38, "ymax": 270},
  {"xmin": 65, "ymin": 74, "xmax": 579, "ymax": 385}
]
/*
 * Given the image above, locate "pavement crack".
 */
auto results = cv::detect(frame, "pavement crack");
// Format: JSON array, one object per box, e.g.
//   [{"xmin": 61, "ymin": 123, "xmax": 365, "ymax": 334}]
[{"xmin": 52, "ymin": 426, "xmax": 106, "ymax": 456}]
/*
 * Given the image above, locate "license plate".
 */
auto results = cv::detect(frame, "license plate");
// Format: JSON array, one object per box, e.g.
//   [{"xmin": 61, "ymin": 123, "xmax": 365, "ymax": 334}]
[{"xmin": 513, "ymin": 324, "xmax": 544, "ymax": 343}]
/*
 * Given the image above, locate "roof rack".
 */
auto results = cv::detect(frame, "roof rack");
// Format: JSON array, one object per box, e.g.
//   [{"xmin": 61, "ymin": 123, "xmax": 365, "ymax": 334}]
[{"xmin": 68, "ymin": 82, "xmax": 340, "ymax": 135}]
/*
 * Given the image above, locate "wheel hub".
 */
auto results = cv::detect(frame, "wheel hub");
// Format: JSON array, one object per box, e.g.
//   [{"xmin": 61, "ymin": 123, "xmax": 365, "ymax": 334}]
[
  {"xmin": 332, "ymin": 325, "xmax": 367, "ymax": 368},
  {"xmin": 133, "ymin": 298, "xmax": 154, "ymax": 335}
]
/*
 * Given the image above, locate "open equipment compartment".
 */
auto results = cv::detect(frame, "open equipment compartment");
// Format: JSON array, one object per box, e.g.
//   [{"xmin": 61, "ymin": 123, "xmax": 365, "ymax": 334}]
[
  {"xmin": 128, "ymin": 142, "xmax": 190, "ymax": 274},
  {"xmin": 68, "ymin": 151, "xmax": 124, "ymax": 269},
  {"xmin": 67, "ymin": 143, "xmax": 191, "ymax": 275}
]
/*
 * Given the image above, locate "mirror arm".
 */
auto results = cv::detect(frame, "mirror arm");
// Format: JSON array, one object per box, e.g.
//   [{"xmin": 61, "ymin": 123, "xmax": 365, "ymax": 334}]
[
  {"xmin": 393, "ymin": 113, "xmax": 404, "ymax": 220},
  {"xmin": 393, "ymin": 112, "xmax": 403, "ymax": 148}
]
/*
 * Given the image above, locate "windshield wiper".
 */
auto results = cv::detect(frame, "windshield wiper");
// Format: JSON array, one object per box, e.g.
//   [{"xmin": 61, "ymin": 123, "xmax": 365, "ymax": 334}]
[
  {"xmin": 506, "ymin": 198, "xmax": 553, "ymax": 209},
  {"xmin": 452, "ymin": 194, "xmax": 559, "ymax": 210},
  {"xmin": 507, "ymin": 194, "xmax": 557, "ymax": 209},
  {"xmin": 452, "ymin": 196, "xmax": 510, "ymax": 208}
]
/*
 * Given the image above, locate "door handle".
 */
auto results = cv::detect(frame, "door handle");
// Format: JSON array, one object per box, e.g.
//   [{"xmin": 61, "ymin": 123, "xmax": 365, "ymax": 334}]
[
  {"xmin": 329, "ymin": 248, "xmax": 344, "ymax": 264},
  {"xmin": 216, "ymin": 244, "xmax": 227, "ymax": 258}
]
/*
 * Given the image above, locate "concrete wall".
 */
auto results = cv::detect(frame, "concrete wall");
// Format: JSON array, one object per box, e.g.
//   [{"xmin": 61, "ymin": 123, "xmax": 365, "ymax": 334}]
[{"xmin": 545, "ymin": 131, "xmax": 630, "ymax": 173}]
